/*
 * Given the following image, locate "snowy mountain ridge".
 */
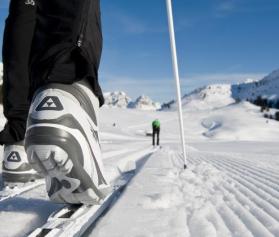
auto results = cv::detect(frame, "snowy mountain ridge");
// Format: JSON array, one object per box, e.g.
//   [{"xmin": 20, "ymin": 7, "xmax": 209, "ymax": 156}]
[
  {"xmin": 182, "ymin": 84, "xmax": 235, "ymax": 110},
  {"xmin": 104, "ymin": 92, "xmax": 161, "ymax": 110},
  {"xmin": 128, "ymin": 95, "xmax": 161, "ymax": 110},
  {"xmin": 232, "ymin": 69, "xmax": 279, "ymax": 102},
  {"xmin": 103, "ymin": 91, "xmax": 132, "ymax": 108},
  {"xmin": 167, "ymin": 69, "xmax": 279, "ymax": 110}
]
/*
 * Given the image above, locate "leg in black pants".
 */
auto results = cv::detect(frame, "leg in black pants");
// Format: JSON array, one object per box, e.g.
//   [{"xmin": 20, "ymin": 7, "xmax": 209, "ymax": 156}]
[
  {"xmin": 0, "ymin": 0, "xmax": 36, "ymax": 145},
  {"xmin": 1, "ymin": 1, "xmax": 108, "ymax": 198},
  {"xmin": 29, "ymin": 0, "xmax": 104, "ymax": 103},
  {"xmin": 23, "ymin": 0, "xmax": 109, "ymax": 204},
  {"xmin": 152, "ymin": 128, "xmax": 160, "ymax": 146},
  {"xmin": 156, "ymin": 129, "xmax": 160, "ymax": 146},
  {"xmin": 1, "ymin": 0, "xmax": 104, "ymax": 145}
]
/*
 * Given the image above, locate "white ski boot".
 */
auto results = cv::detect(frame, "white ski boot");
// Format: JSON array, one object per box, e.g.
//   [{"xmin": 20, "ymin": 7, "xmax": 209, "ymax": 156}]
[
  {"xmin": 2, "ymin": 141, "xmax": 41, "ymax": 187},
  {"xmin": 24, "ymin": 80, "xmax": 110, "ymax": 205}
]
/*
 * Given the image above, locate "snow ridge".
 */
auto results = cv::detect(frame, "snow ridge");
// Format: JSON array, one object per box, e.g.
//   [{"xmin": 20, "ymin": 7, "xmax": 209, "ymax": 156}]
[
  {"xmin": 104, "ymin": 92, "xmax": 161, "ymax": 110},
  {"xmin": 232, "ymin": 69, "xmax": 279, "ymax": 102},
  {"xmin": 103, "ymin": 91, "xmax": 131, "ymax": 108},
  {"xmin": 128, "ymin": 95, "xmax": 161, "ymax": 110},
  {"xmin": 165, "ymin": 69, "xmax": 279, "ymax": 110}
]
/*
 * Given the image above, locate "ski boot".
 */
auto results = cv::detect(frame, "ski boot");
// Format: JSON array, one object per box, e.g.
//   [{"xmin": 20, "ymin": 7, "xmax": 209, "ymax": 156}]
[
  {"xmin": 24, "ymin": 80, "xmax": 110, "ymax": 205},
  {"xmin": 2, "ymin": 141, "xmax": 41, "ymax": 188}
]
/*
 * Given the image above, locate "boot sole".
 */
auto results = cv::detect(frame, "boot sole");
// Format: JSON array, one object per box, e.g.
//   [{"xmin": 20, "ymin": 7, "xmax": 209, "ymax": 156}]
[{"xmin": 25, "ymin": 126, "xmax": 103, "ymax": 205}]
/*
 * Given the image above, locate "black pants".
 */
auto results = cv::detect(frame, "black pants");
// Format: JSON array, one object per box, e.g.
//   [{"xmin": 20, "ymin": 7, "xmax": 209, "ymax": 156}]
[
  {"xmin": 152, "ymin": 128, "xmax": 160, "ymax": 146},
  {"xmin": 1, "ymin": 0, "xmax": 104, "ymax": 145}
]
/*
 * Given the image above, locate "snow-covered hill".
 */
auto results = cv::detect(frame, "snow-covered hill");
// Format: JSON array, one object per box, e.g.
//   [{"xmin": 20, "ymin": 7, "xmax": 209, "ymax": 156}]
[
  {"xmin": 232, "ymin": 69, "xmax": 279, "ymax": 102},
  {"xmin": 128, "ymin": 95, "xmax": 161, "ymax": 110},
  {"xmin": 103, "ymin": 91, "xmax": 131, "ymax": 108},
  {"xmin": 104, "ymin": 92, "xmax": 161, "ymax": 110},
  {"xmin": 166, "ymin": 69, "xmax": 279, "ymax": 111},
  {"xmin": 183, "ymin": 84, "xmax": 235, "ymax": 110}
]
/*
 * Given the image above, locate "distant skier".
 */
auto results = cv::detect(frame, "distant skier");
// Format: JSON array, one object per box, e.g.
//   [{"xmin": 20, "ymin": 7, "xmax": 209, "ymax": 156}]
[
  {"xmin": 0, "ymin": 0, "xmax": 109, "ymax": 204},
  {"xmin": 152, "ymin": 119, "xmax": 160, "ymax": 146}
]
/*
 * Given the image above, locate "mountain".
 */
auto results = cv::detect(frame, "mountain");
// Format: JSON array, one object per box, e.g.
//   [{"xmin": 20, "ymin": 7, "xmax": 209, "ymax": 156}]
[
  {"xmin": 103, "ymin": 91, "xmax": 132, "ymax": 108},
  {"xmin": 232, "ymin": 69, "xmax": 279, "ymax": 102},
  {"xmin": 103, "ymin": 92, "xmax": 161, "ymax": 110},
  {"xmin": 182, "ymin": 84, "xmax": 234, "ymax": 110},
  {"xmin": 128, "ymin": 95, "xmax": 161, "ymax": 110},
  {"xmin": 165, "ymin": 69, "xmax": 279, "ymax": 110}
]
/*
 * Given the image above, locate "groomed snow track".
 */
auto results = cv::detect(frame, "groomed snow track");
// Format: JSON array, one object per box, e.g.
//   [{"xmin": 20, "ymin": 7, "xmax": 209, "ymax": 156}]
[
  {"xmin": 27, "ymin": 148, "xmax": 156, "ymax": 237},
  {"xmin": 187, "ymin": 151, "xmax": 279, "ymax": 237},
  {"xmin": 0, "ymin": 145, "xmax": 156, "ymax": 237}
]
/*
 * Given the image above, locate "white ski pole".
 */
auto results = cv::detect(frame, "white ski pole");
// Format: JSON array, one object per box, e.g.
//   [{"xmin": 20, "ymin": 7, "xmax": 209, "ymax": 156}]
[{"xmin": 166, "ymin": 0, "xmax": 187, "ymax": 169}]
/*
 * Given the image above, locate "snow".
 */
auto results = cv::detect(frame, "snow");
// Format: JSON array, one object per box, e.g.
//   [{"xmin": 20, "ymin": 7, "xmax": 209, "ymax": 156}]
[
  {"xmin": 103, "ymin": 92, "xmax": 161, "ymax": 110},
  {"xmin": 182, "ymin": 84, "xmax": 235, "ymax": 110},
  {"xmin": 128, "ymin": 95, "xmax": 161, "ymax": 110},
  {"xmin": 91, "ymin": 140, "xmax": 279, "ymax": 237},
  {"xmin": 103, "ymin": 91, "xmax": 131, "ymax": 108},
  {"xmin": 165, "ymin": 69, "xmax": 279, "ymax": 111},
  {"xmin": 232, "ymin": 69, "xmax": 279, "ymax": 102},
  {"xmin": 0, "ymin": 70, "xmax": 279, "ymax": 236}
]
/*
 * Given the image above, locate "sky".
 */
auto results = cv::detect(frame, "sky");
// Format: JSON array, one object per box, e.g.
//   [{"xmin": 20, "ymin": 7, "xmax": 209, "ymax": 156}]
[{"xmin": 0, "ymin": 0, "xmax": 279, "ymax": 102}]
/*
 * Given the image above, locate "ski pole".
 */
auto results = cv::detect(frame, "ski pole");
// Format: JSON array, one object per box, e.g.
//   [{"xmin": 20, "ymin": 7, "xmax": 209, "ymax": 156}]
[{"xmin": 166, "ymin": 0, "xmax": 187, "ymax": 169}]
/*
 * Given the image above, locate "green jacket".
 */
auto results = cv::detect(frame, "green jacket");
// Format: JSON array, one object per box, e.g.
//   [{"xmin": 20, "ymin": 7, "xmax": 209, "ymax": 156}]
[{"xmin": 152, "ymin": 120, "xmax": 160, "ymax": 129}]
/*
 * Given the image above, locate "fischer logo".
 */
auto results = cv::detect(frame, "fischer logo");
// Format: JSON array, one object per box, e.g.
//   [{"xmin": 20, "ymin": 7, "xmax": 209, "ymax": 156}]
[
  {"xmin": 36, "ymin": 96, "xmax": 64, "ymax": 111},
  {"xmin": 25, "ymin": 0, "xmax": 35, "ymax": 6},
  {"xmin": 7, "ymin": 152, "xmax": 21, "ymax": 162}
]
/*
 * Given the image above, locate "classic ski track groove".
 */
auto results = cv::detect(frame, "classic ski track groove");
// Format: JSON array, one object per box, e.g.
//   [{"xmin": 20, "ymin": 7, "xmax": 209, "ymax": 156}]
[
  {"xmin": 227, "ymin": 157, "xmax": 279, "ymax": 176},
  {"xmin": 204, "ymin": 158, "xmax": 279, "ymax": 209},
  {"xmin": 104, "ymin": 145, "xmax": 152, "ymax": 163},
  {"xmin": 208, "ymin": 155, "xmax": 279, "ymax": 186},
  {"xmin": 0, "ymin": 180, "xmax": 45, "ymax": 202},
  {"xmin": 27, "ymin": 148, "xmax": 157, "ymax": 237},
  {"xmin": 1, "ymin": 147, "xmax": 278, "ymax": 237},
  {"xmin": 209, "ymin": 153, "xmax": 279, "ymax": 189},
  {"xmin": 209, "ymin": 158, "xmax": 279, "ymax": 199},
  {"xmin": 218, "ymin": 156, "xmax": 279, "ymax": 180},
  {"xmin": 102, "ymin": 147, "xmax": 139, "ymax": 160},
  {"xmin": 0, "ymin": 147, "xmax": 150, "ymax": 203},
  {"xmin": 188, "ymin": 152, "xmax": 279, "ymax": 237}
]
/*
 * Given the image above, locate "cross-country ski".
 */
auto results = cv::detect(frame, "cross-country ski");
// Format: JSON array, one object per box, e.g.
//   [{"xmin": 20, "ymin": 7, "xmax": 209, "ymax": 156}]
[{"xmin": 28, "ymin": 171, "xmax": 134, "ymax": 237}]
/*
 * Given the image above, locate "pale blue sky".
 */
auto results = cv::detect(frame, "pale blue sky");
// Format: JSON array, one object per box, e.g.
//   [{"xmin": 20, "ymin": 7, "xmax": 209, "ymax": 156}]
[{"xmin": 1, "ymin": 0, "xmax": 279, "ymax": 102}]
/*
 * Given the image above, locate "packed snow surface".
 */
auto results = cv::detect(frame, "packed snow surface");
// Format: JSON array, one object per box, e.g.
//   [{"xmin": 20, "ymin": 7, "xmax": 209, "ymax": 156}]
[{"xmin": 0, "ymin": 81, "xmax": 279, "ymax": 236}]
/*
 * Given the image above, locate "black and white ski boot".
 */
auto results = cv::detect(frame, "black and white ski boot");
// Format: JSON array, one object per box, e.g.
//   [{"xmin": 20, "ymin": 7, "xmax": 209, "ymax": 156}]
[
  {"xmin": 24, "ymin": 80, "xmax": 110, "ymax": 205},
  {"xmin": 2, "ymin": 141, "xmax": 41, "ymax": 187}
]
